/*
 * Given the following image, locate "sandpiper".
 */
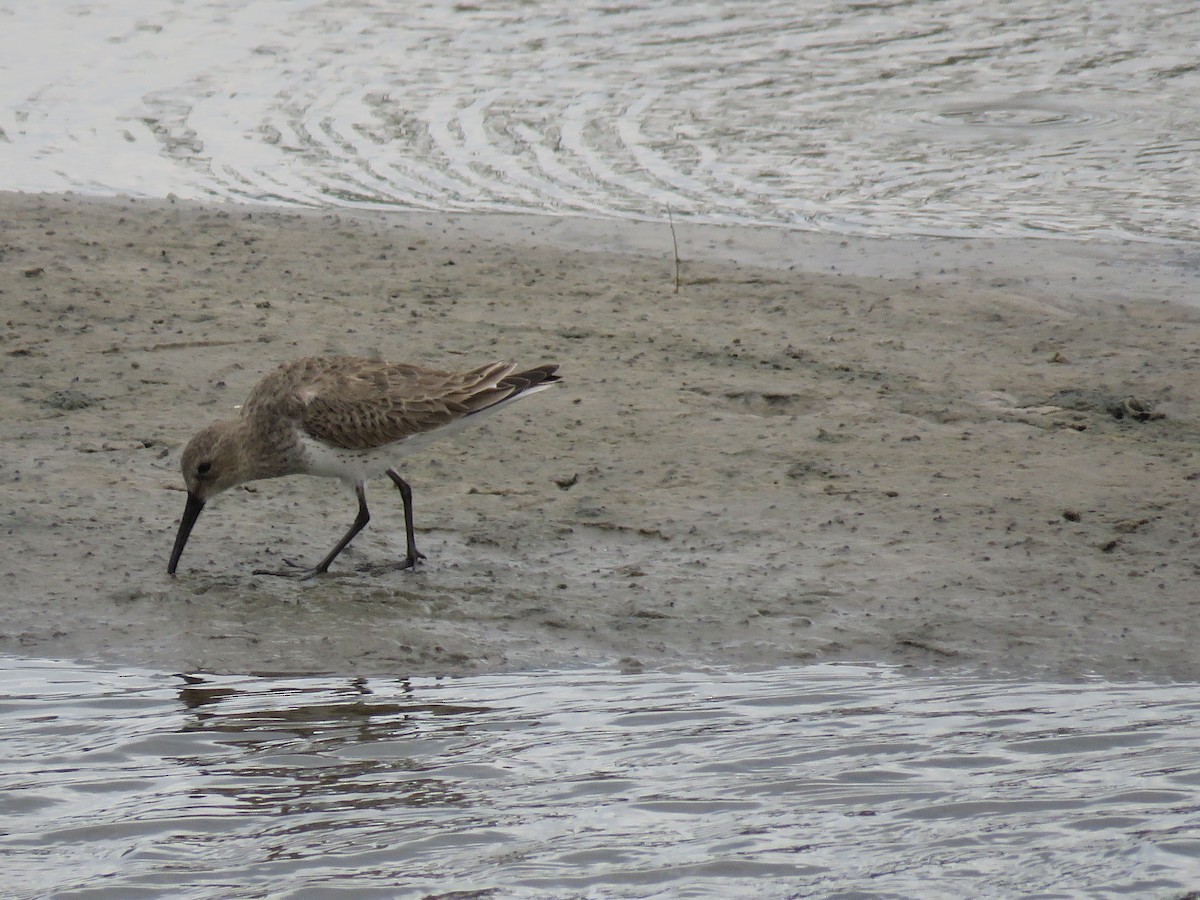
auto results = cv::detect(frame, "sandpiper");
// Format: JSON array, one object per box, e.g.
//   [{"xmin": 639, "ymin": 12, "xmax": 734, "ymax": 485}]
[{"xmin": 167, "ymin": 356, "xmax": 561, "ymax": 577}]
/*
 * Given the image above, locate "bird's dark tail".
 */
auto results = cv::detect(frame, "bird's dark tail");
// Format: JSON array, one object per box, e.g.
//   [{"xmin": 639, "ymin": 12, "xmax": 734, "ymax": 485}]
[
  {"xmin": 462, "ymin": 363, "xmax": 561, "ymax": 419},
  {"xmin": 500, "ymin": 364, "xmax": 561, "ymax": 396}
]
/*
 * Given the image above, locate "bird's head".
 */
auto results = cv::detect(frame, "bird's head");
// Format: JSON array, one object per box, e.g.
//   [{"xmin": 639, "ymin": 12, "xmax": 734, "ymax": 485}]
[
  {"xmin": 169, "ymin": 420, "xmax": 248, "ymax": 575},
  {"xmin": 179, "ymin": 420, "xmax": 249, "ymax": 502}
]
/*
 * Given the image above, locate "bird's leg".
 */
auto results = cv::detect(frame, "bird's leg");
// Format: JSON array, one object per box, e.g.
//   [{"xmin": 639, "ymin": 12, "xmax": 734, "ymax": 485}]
[
  {"xmin": 254, "ymin": 481, "xmax": 371, "ymax": 578},
  {"xmin": 354, "ymin": 470, "xmax": 426, "ymax": 575},
  {"xmin": 387, "ymin": 468, "xmax": 426, "ymax": 569}
]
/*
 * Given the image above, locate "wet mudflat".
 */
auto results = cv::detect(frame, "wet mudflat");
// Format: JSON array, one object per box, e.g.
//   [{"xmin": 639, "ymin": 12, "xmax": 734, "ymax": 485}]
[{"xmin": 3, "ymin": 193, "xmax": 1200, "ymax": 680}]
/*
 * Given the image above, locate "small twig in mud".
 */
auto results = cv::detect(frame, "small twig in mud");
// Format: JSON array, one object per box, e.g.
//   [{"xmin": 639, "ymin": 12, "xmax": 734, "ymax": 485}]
[
  {"xmin": 666, "ymin": 205, "xmax": 681, "ymax": 293},
  {"xmin": 141, "ymin": 338, "xmax": 264, "ymax": 353}
]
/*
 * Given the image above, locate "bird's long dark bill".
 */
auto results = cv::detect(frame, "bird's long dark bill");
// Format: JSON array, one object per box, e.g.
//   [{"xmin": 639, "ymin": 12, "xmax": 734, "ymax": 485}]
[{"xmin": 167, "ymin": 492, "xmax": 205, "ymax": 575}]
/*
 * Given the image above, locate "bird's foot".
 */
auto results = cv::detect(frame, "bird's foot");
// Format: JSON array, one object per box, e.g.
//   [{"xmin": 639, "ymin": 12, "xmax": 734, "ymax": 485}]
[
  {"xmin": 356, "ymin": 551, "xmax": 426, "ymax": 576},
  {"xmin": 252, "ymin": 558, "xmax": 326, "ymax": 580}
]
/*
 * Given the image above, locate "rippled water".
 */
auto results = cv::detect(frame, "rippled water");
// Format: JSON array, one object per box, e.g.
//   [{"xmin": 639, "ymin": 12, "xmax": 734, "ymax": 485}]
[
  {"xmin": 4, "ymin": 658, "xmax": 1200, "ymax": 898},
  {"xmin": 1, "ymin": 0, "xmax": 1198, "ymax": 241}
]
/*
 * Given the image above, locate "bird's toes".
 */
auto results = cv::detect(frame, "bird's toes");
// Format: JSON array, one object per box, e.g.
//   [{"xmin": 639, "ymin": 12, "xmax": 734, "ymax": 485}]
[
  {"xmin": 252, "ymin": 564, "xmax": 323, "ymax": 579},
  {"xmin": 355, "ymin": 556, "xmax": 424, "ymax": 576}
]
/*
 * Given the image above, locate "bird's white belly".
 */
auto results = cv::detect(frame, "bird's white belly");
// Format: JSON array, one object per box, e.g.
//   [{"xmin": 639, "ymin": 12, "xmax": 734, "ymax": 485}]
[
  {"xmin": 295, "ymin": 414, "xmax": 491, "ymax": 485},
  {"xmin": 297, "ymin": 436, "xmax": 400, "ymax": 484}
]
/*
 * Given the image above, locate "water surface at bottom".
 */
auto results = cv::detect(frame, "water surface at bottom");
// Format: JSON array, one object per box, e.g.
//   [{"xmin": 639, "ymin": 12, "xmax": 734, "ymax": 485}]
[{"xmin": 2, "ymin": 658, "xmax": 1199, "ymax": 898}]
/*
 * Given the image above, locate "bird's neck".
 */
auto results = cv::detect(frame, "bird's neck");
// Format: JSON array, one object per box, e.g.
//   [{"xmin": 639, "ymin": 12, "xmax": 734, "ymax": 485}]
[{"xmin": 241, "ymin": 416, "xmax": 307, "ymax": 482}]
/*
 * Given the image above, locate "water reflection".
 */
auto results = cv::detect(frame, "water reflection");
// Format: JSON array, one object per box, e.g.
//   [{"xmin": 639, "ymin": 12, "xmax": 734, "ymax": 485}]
[{"xmin": 2, "ymin": 658, "xmax": 1200, "ymax": 896}]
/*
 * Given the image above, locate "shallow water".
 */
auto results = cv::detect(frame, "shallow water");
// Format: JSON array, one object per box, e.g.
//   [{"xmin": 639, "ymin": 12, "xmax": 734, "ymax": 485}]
[
  {"xmin": 1, "ymin": 0, "xmax": 1198, "ymax": 242},
  {"xmin": 4, "ymin": 658, "xmax": 1200, "ymax": 898}
]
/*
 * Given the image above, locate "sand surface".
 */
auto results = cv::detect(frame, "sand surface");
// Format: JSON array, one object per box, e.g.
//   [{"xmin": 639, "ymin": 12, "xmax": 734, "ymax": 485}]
[{"xmin": 3, "ymin": 191, "xmax": 1200, "ymax": 681}]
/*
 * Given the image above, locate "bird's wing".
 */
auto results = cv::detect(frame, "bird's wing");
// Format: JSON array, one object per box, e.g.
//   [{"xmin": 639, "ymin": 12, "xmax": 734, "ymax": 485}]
[{"xmin": 293, "ymin": 358, "xmax": 518, "ymax": 451}]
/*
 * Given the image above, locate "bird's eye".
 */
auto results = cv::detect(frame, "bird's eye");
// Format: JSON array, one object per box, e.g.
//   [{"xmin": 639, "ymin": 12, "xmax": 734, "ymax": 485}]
[{"xmin": 197, "ymin": 461, "xmax": 213, "ymax": 476}]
